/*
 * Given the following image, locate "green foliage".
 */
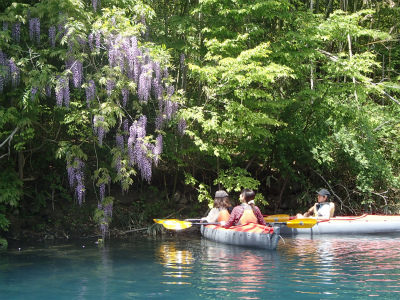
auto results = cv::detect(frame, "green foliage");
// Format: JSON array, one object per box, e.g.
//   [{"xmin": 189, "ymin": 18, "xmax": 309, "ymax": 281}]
[
  {"xmin": 214, "ymin": 167, "xmax": 260, "ymax": 193},
  {"xmin": 1, "ymin": 0, "xmax": 400, "ymax": 240},
  {"xmin": 184, "ymin": 172, "xmax": 213, "ymax": 204},
  {"xmin": 0, "ymin": 168, "xmax": 22, "ymax": 207}
]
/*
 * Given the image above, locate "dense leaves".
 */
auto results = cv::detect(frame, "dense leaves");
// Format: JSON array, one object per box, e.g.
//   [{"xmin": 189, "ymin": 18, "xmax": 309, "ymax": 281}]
[{"xmin": 0, "ymin": 0, "xmax": 399, "ymax": 244}]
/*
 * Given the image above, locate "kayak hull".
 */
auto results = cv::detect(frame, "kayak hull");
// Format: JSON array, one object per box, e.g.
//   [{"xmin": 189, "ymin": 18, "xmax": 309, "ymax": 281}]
[
  {"xmin": 278, "ymin": 214, "xmax": 400, "ymax": 235},
  {"xmin": 200, "ymin": 223, "xmax": 280, "ymax": 250}
]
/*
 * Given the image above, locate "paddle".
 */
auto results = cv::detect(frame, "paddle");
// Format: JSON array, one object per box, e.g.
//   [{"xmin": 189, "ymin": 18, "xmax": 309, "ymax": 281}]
[
  {"xmin": 154, "ymin": 218, "xmax": 317, "ymax": 230},
  {"xmin": 268, "ymin": 218, "xmax": 317, "ymax": 229},
  {"xmin": 264, "ymin": 214, "xmax": 291, "ymax": 222},
  {"xmin": 154, "ymin": 219, "xmax": 217, "ymax": 230}
]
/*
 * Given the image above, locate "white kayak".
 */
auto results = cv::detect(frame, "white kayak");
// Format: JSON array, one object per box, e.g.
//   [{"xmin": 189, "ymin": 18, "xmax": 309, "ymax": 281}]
[{"xmin": 278, "ymin": 214, "xmax": 400, "ymax": 235}]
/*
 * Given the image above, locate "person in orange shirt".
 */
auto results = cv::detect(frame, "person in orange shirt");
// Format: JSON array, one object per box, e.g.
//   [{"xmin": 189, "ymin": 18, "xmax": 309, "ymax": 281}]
[
  {"xmin": 202, "ymin": 190, "xmax": 232, "ymax": 223},
  {"xmin": 221, "ymin": 189, "xmax": 266, "ymax": 228}
]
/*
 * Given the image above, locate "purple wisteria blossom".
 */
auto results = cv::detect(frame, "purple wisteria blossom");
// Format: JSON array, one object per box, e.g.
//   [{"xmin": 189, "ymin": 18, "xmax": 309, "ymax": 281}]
[
  {"xmin": 71, "ymin": 60, "xmax": 83, "ymax": 88},
  {"xmin": 31, "ymin": 86, "xmax": 38, "ymax": 101},
  {"xmin": 55, "ymin": 77, "xmax": 69, "ymax": 108},
  {"xmin": 9, "ymin": 58, "xmax": 20, "ymax": 87},
  {"xmin": 116, "ymin": 133, "xmax": 124, "ymax": 151},
  {"xmin": 85, "ymin": 80, "xmax": 96, "ymax": 107},
  {"xmin": 121, "ymin": 87, "xmax": 129, "ymax": 107},
  {"xmin": 49, "ymin": 26, "xmax": 56, "ymax": 48},
  {"xmin": 123, "ymin": 119, "xmax": 129, "ymax": 140},
  {"xmin": 92, "ymin": 0, "xmax": 101, "ymax": 12},
  {"xmin": 99, "ymin": 183, "xmax": 105, "ymax": 202},
  {"xmin": 95, "ymin": 31, "xmax": 101, "ymax": 50},
  {"xmin": 67, "ymin": 156, "xmax": 86, "ymax": 206},
  {"xmin": 29, "ymin": 18, "xmax": 40, "ymax": 44},
  {"xmin": 12, "ymin": 22, "xmax": 20, "ymax": 43},
  {"xmin": 88, "ymin": 33, "xmax": 94, "ymax": 51},
  {"xmin": 153, "ymin": 134, "xmax": 163, "ymax": 166},
  {"xmin": 93, "ymin": 115, "xmax": 108, "ymax": 146},
  {"xmin": 138, "ymin": 64, "xmax": 152, "ymax": 103},
  {"xmin": 178, "ymin": 119, "xmax": 187, "ymax": 136},
  {"xmin": 106, "ymin": 79, "xmax": 115, "ymax": 96}
]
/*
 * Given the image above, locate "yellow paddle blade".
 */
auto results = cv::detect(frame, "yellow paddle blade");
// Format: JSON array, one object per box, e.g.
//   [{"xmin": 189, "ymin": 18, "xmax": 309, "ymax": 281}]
[
  {"xmin": 286, "ymin": 218, "xmax": 317, "ymax": 228},
  {"xmin": 153, "ymin": 219, "xmax": 179, "ymax": 224},
  {"xmin": 264, "ymin": 214, "xmax": 290, "ymax": 222},
  {"xmin": 162, "ymin": 220, "xmax": 193, "ymax": 230}
]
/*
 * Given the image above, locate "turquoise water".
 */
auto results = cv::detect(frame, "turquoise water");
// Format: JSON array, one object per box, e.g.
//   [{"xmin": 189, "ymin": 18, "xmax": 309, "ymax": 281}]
[{"xmin": 1, "ymin": 234, "xmax": 400, "ymax": 299}]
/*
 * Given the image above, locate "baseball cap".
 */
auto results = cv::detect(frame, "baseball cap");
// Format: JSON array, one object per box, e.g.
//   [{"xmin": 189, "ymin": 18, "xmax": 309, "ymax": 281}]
[
  {"xmin": 215, "ymin": 190, "xmax": 229, "ymax": 198},
  {"xmin": 317, "ymin": 189, "xmax": 331, "ymax": 197}
]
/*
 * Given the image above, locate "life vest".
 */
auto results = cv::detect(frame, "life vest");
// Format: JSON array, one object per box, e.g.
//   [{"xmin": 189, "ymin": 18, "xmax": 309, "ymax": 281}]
[
  {"xmin": 217, "ymin": 209, "xmax": 230, "ymax": 222},
  {"xmin": 313, "ymin": 202, "xmax": 335, "ymax": 218},
  {"xmin": 238, "ymin": 204, "xmax": 257, "ymax": 225}
]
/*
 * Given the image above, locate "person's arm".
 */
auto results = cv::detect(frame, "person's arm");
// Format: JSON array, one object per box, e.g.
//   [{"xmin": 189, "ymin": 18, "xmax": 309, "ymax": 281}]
[
  {"xmin": 302, "ymin": 204, "xmax": 317, "ymax": 218},
  {"xmin": 254, "ymin": 207, "xmax": 267, "ymax": 225},
  {"xmin": 223, "ymin": 207, "xmax": 241, "ymax": 228},
  {"xmin": 204, "ymin": 208, "xmax": 219, "ymax": 223}
]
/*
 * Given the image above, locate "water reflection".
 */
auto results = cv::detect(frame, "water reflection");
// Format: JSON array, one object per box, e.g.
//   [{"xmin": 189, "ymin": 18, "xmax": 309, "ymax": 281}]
[
  {"xmin": 200, "ymin": 239, "xmax": 283, "ymax": 299},
  {"xmin": 156, "ymin": 242, "xmax": 195, "ymax": 284},
  {"xmin": 281, "ymin": 235, "xmax": 400, "ymax": 298},
  {"xmin": 3, "ymin": 235, "xmax": 400, "ymax": 299}
]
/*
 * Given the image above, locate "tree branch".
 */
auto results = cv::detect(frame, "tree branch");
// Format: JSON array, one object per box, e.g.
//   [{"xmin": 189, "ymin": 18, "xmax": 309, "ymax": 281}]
[{"xmin": 0, "ymin": 126, "xmax": 20, "ymax": 159}]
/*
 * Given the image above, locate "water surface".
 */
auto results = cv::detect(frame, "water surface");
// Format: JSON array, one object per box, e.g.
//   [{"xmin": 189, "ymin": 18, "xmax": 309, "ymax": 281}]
[{"xmin": 1, "ymin": 234, "xmax": 400, "ymax": 299}]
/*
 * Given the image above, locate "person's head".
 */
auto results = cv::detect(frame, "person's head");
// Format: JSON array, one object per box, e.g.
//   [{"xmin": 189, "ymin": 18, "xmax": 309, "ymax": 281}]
[
  {"xmin": 240, "ymin": 188, "xmax": 255, "ymax": 204},
  {"xmin": 214, "ymin": 190, "xmax": 231, "ymax": 208},
  {"xmin": 317, "ymin": 189, "xmax": 331, "ymax": 203}
]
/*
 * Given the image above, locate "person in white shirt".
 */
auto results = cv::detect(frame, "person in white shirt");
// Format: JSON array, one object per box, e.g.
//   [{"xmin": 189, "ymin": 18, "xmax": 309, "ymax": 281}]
[
  {"xmin": 202, "ymin": 190, "xmax": 232, "ymax": 223},
  {"xmin": 296, "ymin": 189, "xmax": 333, "ymax": 219}
]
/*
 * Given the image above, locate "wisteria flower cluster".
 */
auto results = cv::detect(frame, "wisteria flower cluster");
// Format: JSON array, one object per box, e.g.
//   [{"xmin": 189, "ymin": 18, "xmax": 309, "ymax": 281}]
[
  {"xmin": 67, "ymin": 156, "xmax": 86, "ymax": 206},
  {"xmin": 97, "ymin": 173, "xmax": 112, "ymax": 237},
  {"xmin": 29, "ymin": 18, "xmax": 41, "ymax": 44},
  {"xmin": 93, "ymin": 115, "xmax": 108, "ymax": 146},
  {"xmin": 0, "ymin": 51, "xmax": 20, "ymax": 94},
  {"xmin": 1, "ymin": 12, "xmax": 187, "ymax": 234},
  {"xmin": 55, "ymin": 77, "xmax": 70, "ymax": 108},
  {"xmin": 127, "ymin": 116, "xmax": 153, "ymax": 182}
]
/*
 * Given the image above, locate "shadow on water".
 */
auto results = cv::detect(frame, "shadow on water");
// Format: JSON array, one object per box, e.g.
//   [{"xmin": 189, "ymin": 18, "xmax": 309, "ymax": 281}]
[{"xmin": 1, "ymin": 234, "xmax": 400, "ymax": 299}]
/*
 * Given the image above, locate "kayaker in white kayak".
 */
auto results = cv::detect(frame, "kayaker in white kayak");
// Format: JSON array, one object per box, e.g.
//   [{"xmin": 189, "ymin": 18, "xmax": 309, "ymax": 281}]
[
  {"xmin": 201, "ymin": 190, "xmax": 232, "ymax": 223},
  {"xmin": 296, "ymin": 189, "xmax": 334, "ymax": 219},
  {"xmin": 221, "ymin": 188, "xmax": 267, "ymax": 228}
]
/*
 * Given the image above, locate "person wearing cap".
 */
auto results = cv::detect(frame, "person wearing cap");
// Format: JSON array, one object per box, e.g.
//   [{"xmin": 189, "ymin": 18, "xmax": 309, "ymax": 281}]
[
  {"xmin": 202, "ymin": 190, "xmax": 233, "ymax": 223},
  {"xmin": 221, "ymin": 188, "xmax": 267, "ymax": 228},
  {"xmin": 296, "ymin": 189, "xmax": 334, "ymax": 219}
]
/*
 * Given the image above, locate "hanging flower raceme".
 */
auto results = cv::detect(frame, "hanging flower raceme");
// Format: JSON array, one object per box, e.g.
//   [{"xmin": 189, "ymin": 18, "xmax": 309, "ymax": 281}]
[
  {"xmin": 85, "ymin": 80, "xmax": 96, "ymax": 107},
  {"xmin": 92, "ymin": 0, "xmax": 101, "ymax": 12},
  {"xmin": 55, "ymin": 77, "xmax": 69, "ymax": 108},
  {"xmin": 121, "ymin": 87, "xmax": 129, "ymax": 107},
  {"xmin": 153, "ymin": 134, "xmax": 163, "ymax": 166},
  {"xmin": 31, "ymin": 86, "xmax": 38, "ymax": 101},
  {"xmin": 29, "ymin": 17, "xmax": 40, "ymax": 44},
  {"xmin": 0, "ymin": 51, "xmax": 21, "ymax": 94},
  {"xmin": 93, "ymin": 115, "xmax": 108, "ymax": 146},
  {"xmin": 12, "ymin": 22, "xmax": 20, "ymax": 43},
  {"xmin": 178, "ymin": 119, "xmax": 187, "ymax": 136},
  {"xmin": 49, "ymin": 26, "xmax": 56, "ymax": 48},
  {"xmin": 67, "ymin": 156, "xmax": 86, "ymax": 206}
]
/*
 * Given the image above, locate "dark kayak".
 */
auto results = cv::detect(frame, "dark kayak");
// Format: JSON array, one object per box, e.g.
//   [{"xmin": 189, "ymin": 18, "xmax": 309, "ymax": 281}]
[{"xmin": 200, "ymin": 223, "xmax": 280, "ymax": 250}]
